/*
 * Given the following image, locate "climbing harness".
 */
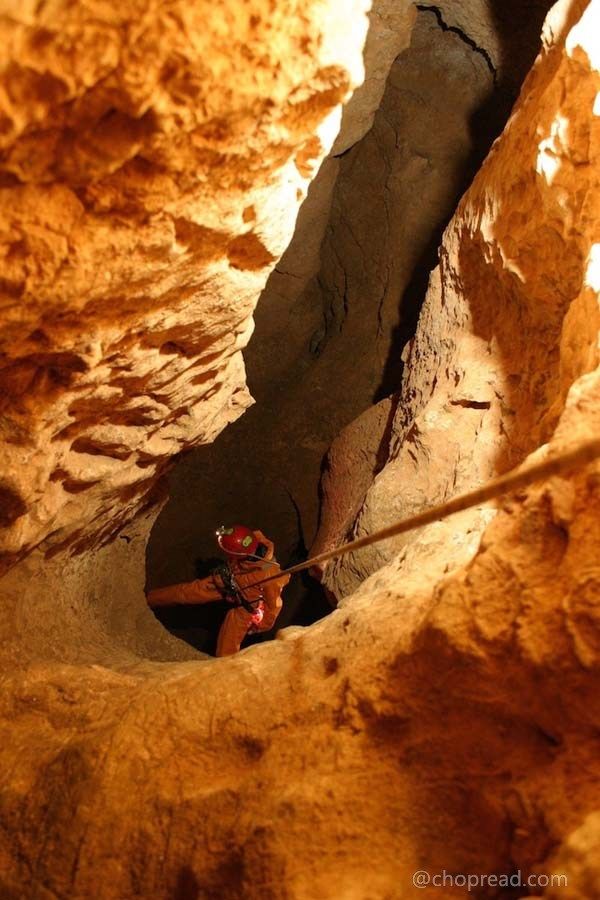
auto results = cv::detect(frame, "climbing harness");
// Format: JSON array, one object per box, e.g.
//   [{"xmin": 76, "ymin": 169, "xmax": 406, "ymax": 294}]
[
  {"xmin": 250, "ymin": 437, "xmax": 600, "ymax": 589},
  {"xmin": 213, "ymin": 563, "xmax": 259, "ymax": 612},
  {"xmin": 213, "ymin": 562, "xmax": 265, "ymax": 630}
]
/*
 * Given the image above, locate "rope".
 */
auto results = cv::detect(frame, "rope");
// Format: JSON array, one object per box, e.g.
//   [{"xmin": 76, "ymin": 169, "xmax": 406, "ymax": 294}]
[{"xmin": 254, "ymin": 437, "xmax": 600, "ymax": 588}]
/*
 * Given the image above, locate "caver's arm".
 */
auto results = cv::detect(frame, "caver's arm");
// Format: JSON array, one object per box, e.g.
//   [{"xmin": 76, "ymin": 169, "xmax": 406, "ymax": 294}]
[
  {"xmin": 260, "ymin": 558, "xmax": 290, "ymax": 625},
  {"xmin": 147, "ymin": 575, "xmax": 223, "ymax": 608}
]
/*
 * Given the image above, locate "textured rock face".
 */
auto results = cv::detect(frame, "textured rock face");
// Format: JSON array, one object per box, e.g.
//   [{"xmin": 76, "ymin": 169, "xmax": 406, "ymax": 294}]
[
  {"xmin": 1, "ymin": 2, "xmax": 600, "ymax": 900},
  {"xmin": 0, "ymin": 0, "xmax": 371, "ymax": 573},
  {"xmin": 145, "ymin": 0, "xmax": 418, "ymax": 586},
  {"xmin": 311, "ymin": 397, "xmax": 397, "ymax": 564},
  {"xmin": 148, "ymin": 0, "xmax": 549, "ymax": 590},
  {"xmin": 322, "ymin": 0, "xmax": 600, "ymax": 600}
]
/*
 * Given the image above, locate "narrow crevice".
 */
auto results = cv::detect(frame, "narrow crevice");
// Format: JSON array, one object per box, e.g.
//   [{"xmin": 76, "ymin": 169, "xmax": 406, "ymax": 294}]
[
  {"xmin": 450, "ymin": 398, "xmax": 491, "ymax": 410},
  {"xmin": 285, "ymin": 487, "xmax": 307, "ymax": 559},
  {"xmin": 416, "ymin": 4, "xmax": 498, "ymax": 83},
  {"xmin": 331, "ymin": 143, "xmax": 356, "ymax": 161},
  {"xmin": 274, "ymin": 268, "xmax": 302, "ymax": 279}
]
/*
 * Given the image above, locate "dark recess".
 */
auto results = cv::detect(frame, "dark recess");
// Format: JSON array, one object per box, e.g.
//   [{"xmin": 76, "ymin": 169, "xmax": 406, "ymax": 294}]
[{"xmin": 375, "ymin": 0, "xmax": 555, "ymax": 401}]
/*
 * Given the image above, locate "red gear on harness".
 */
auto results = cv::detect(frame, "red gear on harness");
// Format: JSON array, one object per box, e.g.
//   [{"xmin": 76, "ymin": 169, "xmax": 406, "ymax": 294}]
[
  {"xmin": 248, "ymin": 600, "xmax": 265, "ymax": 633},
  {"xmin": 214, "ymin": 561, "xmax": 265, "ymax": 632}
]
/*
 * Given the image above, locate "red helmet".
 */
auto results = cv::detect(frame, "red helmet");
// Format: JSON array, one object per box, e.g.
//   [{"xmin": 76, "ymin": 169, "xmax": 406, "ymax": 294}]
[{"xmin": 216, "ymin": 524, "xmax": 259, "ymax": 558}]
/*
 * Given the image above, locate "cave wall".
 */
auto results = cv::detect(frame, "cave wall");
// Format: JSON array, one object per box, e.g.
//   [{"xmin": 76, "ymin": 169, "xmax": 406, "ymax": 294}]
[
  {"xmin": 147, "ymin": 0, "xmax": 554, "ymax": 589},
  {"xmin": 0, "ymin": 0, "xmax": 372, "ymax": 576},
  {"xmin": 0, "ymin": 1, "xmax": 599, "ymax": 898},
  {"xmin": 145, "ymin": 0, "xmax": 417, "ymax": 586},
  {"xmin": 319, "ymin": 0, "xmax": 600, "ymax": 600}
]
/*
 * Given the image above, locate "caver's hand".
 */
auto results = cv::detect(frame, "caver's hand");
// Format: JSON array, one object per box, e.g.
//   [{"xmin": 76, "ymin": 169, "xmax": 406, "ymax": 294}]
[{"xmin": 252, "ymin": 529, "xmax": 274, "ymax": 560}]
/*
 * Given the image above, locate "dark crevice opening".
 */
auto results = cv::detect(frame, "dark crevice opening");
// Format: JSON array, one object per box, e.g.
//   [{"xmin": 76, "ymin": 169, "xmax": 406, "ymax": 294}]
[
  {"xmin": 416, "ymin": 5, "xmax": 498, "ymax": 81},
  {"xmin": 374, "ymin": 0, "xmax": 555, "ymax": 401}
]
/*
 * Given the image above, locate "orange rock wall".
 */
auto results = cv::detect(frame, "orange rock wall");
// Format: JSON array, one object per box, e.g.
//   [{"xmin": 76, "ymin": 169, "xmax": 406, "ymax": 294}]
[
  {"xmin": 320, "ymin": 0, "xmax": 600, "ymax": 603},
  {"xmin": 0, "ymin": 1, "xmax": 599, "ymax": 899},
  {"xmin": 0, "ymin": 0, "xmax": 371, "ymax": 572}
]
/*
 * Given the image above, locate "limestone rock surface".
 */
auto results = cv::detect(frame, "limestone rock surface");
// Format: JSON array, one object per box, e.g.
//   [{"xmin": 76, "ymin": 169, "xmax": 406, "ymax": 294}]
[
  {"xmin": 310, "ymin": 397, "xmax": 396, "ymax": 560},
  {"xmin": 330, "ymin": 0, "xmax": 416, "ymax": 155},
  {"xmin": 148, "ymin": 0, "xmax": 530, "ymax": 586},
  {"xmin": 0, "ymin": 1, "xmax": 600, "ymax": 899},
  {"xmin": 322, "ymin": 0, "xmax": 600, "ymax": 601},
  {"xmin": 0, "ymin": 0, "xmax": 371, "ymax": 573}
]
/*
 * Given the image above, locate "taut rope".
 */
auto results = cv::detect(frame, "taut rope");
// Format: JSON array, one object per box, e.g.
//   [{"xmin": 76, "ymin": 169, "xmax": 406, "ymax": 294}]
[{"xmin": 254, "ymin": 437, "xmax": 600, "ymax": 587}]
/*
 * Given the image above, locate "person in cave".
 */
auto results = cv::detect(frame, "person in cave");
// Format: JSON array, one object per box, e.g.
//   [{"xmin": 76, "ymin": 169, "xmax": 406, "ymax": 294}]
[{"xmin": 146, "ymin": 525, "xmax": 290, "ymax": 656}]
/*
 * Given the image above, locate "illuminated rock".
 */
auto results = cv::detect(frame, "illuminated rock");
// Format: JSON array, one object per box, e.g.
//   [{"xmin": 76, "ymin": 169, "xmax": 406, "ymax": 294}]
[
  {"xmin": 0, "ymin": 1, "xmax": 599, "ymax": 898},
  {"xmin": 0, "ymin": 0, "xmax": 372, "ymax": 571}
]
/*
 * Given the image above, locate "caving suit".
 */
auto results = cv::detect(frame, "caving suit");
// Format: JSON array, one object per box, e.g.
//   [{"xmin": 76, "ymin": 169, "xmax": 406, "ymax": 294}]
[{"xmin": 146, "ymin": 531, "xmax": 289, "ymax": 656}]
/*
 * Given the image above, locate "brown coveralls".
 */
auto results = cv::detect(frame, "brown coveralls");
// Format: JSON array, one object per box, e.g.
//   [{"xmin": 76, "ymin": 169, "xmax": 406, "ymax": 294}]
[{"xmin": 146, "ymin": 531, "xmax": 289, "ymax": 656}]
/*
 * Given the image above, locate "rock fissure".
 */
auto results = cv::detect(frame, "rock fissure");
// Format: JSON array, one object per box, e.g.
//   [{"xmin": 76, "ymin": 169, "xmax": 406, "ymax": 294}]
[{"xmin": 416, "ymin": 4, "xmax": 498, "ymax": 83}]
